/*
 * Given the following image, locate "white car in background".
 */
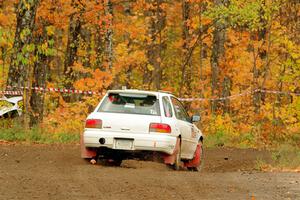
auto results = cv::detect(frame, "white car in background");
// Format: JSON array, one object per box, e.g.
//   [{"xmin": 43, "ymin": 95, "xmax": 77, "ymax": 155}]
[
  {"xmin": 81, "ymin": 89, "xmax": 204, "ymax": 171},
  {"xmin": 0, "ymin": 96, "xmax": 22, "ymax": 118}
]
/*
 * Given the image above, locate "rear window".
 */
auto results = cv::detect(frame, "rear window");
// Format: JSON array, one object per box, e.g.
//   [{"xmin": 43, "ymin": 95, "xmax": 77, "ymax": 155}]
[{"xmin": 98, "ymin": 93, "xmax": 160, "ymax": 116}]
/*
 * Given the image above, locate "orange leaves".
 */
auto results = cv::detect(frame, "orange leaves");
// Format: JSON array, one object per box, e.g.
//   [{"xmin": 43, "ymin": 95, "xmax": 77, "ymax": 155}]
[
  {"xmin": 72, "ymin": 62, "xmax": 92, "ymax": 74},
  {"xmin": 44, "ymin": 96, "xmax": 100, "ymax": 134},
  {"xmin": 73, "ymin": 69, "xmax": 113, "ymax": 92}
]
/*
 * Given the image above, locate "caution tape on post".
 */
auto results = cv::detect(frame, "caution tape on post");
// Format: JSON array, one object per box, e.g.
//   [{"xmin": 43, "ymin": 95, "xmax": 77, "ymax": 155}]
[
  {"xmin": 0, "ymin": 86, "xmax": 299, "ymax": 101},
  {"xmin": 0, "ymin": 90, "xmax": 23, "ymax": 95},
  {"xmin": 179, "ymin": 89, "xmax": 300, "ymax": 102},
  {"xmin": 179, "ymin": 89, "xmax": 254, "ymax": 102}
]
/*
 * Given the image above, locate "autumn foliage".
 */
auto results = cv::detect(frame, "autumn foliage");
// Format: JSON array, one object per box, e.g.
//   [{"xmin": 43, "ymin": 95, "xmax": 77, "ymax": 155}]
[{"xmin": 0, "ymin": 0, "xmax": 299, "ymax": 147}]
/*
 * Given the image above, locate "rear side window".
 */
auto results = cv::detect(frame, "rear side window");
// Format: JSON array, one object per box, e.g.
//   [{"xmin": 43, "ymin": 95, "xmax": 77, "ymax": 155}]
[
  {"xmin": 98, "ymin": 93, "xmax": 160, "ymax": 116},
  {"xmin": 171, "ymin": 97, "xmax": 190, "ymax": 122},
  {"xmin": 162, "ymin": 96, "xmax": 173, "ymax": 117}
]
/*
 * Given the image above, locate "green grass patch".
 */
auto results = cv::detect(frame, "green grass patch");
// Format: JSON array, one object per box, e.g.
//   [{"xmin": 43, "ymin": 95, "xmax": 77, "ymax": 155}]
[
  {"xmin": 203, "ymin": 130, "xmax": 256, "ymax": 148},
  {"xmin": 271, "ymin": 143, "xmax": 300, "ymax": 169},
  {"xmin": 204, "ymin": 130, "xmax": 231, "ymax": 147},
  {"xmin": 254, "ymin": 143, "xmax": 300, "ymax": 171},
  {"xmin": 0, "ymin": 119, "xmax": 80, "ymax": 144}
]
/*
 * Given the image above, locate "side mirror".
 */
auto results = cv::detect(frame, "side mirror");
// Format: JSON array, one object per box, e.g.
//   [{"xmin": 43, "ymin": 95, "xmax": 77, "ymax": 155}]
[{"xmin": 191, "ymin": 115, "xmax": 201, "ymax": 123}]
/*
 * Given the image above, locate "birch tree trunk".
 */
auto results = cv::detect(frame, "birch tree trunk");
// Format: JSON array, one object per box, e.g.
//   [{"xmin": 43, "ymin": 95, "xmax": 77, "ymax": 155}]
[
  {"xmin": 105, "ymin": 0, "xmax": 114, "ymax": 71},
  {"xmin": 6, "ymin": 0, "xmax": 39, "ymax": 88},
  {"xmin": 29, "ymin": 22, "xmax": 52, "ymax": 126},
  {"xmin": 6, "ymin": 0, "xmax": 39, "ymax": 129}
]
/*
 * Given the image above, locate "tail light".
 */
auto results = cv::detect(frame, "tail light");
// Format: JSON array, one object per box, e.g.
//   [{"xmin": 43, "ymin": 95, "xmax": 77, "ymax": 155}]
[
  {"xmin": 149, "ymin": 123, "xmax": 171, "ymax": 133},
  {"xmin": 85, "ymin": 119, "xmax": 102, "ymax": 129}
]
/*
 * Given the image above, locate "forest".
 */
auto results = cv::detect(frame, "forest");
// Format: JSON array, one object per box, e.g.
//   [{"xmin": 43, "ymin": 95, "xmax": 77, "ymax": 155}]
[{"xmin": 0, "ymin": 0, "xmax": 299, "ymax": 148}]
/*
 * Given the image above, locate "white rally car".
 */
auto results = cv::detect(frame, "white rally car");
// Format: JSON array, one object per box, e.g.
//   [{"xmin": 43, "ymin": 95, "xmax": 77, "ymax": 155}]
[
  {"xmin": 81, "ymin": 89, "xmax": 204, "ymax": 171},
  {"xmin": 0, "ymin": 96, "xmax": 23, "ymax": 118}
]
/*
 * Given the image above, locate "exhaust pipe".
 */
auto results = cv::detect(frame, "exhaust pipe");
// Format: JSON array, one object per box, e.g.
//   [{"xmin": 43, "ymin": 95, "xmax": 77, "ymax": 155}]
[{"xmin": 99, "ymin": 138, "xmax": 106, "ymax": 144}]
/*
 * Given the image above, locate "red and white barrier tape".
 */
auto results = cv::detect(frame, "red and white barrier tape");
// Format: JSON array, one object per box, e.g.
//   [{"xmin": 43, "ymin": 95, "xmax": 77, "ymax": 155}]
[
  {"xmin": 0, "ymin": 91, "xmax": 23, "ymax": 95},
  {"xmin": 1, "ymin": 86, "xmax": 299, "ymax": 101},
  {"xmin": 3, "ymin": 86, "xmax": 105, "ymax": 96},
  {"xmin": 180, "ymin": 89, "xmax": 300, "ymax": 102},
  {"xmin": 179, "ymin": 89, "xmax": 253, "ymax": 102}
]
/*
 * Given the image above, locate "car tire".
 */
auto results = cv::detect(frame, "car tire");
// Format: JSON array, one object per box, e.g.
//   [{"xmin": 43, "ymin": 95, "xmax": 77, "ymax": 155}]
[
  {"xmin": 104, "ymin": 159, "xmax": 122, "ymax": 167},
  {"xmin": 187, "ymin": 141, "xmax": 204, "ymax": 172},
  {"xmin": 112, "ymin": 159, "xmax": 122, "ymax": 167}
]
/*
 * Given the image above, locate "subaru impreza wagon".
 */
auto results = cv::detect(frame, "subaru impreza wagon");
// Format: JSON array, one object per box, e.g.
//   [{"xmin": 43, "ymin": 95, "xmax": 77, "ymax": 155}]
[{"xmin": 81, "ymin": 89, "xmax": 204, "ymax": 171}]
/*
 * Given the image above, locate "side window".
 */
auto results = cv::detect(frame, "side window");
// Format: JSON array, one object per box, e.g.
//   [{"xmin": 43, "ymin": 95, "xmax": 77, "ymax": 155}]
[
  {"xmin": 171, "ymin": 97, "xmax": 190, "ymax": 122},
  {"xmin": 162, "ymin": 96, "xmax": 173, "ymax": 118}
]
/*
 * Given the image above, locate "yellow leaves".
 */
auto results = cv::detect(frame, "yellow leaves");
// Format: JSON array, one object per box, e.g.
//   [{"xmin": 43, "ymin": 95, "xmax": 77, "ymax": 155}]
[
  {"xmin": 207, "ymin": 114, "xmax": 238, "ymax": 138},
  {"xmin": 72, "ymin": 62, "xmax": 93, "ymax": 74},
  {"xmin": 46, "ymin": 26, "xmax": 55, "ymax": 36},
  {"xmin": 147, "ymin": 64, "xmax": 154, "ymax": 71},
  {"xmin": 114, "ymin": 43, "xmax": 147, "ymax": 75}
]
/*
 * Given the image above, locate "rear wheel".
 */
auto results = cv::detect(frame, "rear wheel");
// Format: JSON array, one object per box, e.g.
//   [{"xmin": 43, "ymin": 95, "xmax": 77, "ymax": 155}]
[
  {"xmin": 187, "ymin": 141, "xmax": 204, "ymax": 172},
  {"xmin": 110, "ymin": 159, "xmax": 122, "ymax": 167},
  {"xmin": 102, "ymin": 158, "xmax": 123, "ymax": 167}
]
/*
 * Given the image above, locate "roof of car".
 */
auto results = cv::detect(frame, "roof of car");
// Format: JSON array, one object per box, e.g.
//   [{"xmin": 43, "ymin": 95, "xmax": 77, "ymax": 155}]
[{"xmin": 107, "ymin": 89, "xmax": 174, "ymax": 97}]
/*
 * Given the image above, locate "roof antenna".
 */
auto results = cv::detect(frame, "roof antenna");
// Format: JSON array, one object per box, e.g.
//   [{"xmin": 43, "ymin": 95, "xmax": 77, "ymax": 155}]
[{"xmin": 121, "ymin": 86, "xmax": 127, "ymax": 90}]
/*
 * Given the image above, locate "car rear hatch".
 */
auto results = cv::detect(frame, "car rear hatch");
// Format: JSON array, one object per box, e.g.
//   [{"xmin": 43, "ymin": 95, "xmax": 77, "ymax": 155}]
[{"xmin": 89, "ymin": 91, "xmax": 161, "ymax": 134}]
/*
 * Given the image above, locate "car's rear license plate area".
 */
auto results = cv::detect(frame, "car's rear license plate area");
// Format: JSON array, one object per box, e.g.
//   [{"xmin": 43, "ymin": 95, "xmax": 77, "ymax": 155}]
[{"xmin": 114, "ymin": 138, "xmax": 134, "ymax": 150}]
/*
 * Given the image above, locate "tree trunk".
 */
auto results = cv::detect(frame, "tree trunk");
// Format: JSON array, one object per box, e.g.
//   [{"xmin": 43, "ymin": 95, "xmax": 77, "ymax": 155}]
[
  {"xmin": 210, "ymin": 0, "xmax": 227, "ymax": 114},
  {"xmin": 95, "ymin": 25, "xmax": 105, "ymax": 70},
  {"xmin": 63, "ymin": 0, "xmax": 84, "ymax": 102},
  {"xmin": 29, "ymin": 23, "xmax": 52, "ymax": 126},
  {"xmin": 105, "ymin": 0, "xmax": 114, "ymax": 71},
  {"xmin": 180, "ymin": 0, "xmax": 191, "ymax": 96},
  {"xmin": 253, "ymin": 0, "xmax": 268, "ymax": 114},
  {"xmin": 222, "ymin": 76, "xmax": 231, "ymax": 114},
  {"xmin": 64, "ymin": 13, "xmax": 81, "ymax": 81},
  {"xmin": 81, "ymin": 29, "xmax": 92, "ymax": 68},
  {"xmin": 6, "ymin": 0, "xmax": 39, "ymax": 89},
  {"xmin": 145, "ymin": 0, "xmax": 166, "ymax": 90}
]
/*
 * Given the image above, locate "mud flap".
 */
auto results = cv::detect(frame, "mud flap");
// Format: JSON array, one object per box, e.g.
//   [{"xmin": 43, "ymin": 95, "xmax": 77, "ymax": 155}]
[
  {"xmin": 80, "ymin": 134, "xmax": 96, "ymax": 158},
  {"xmin": 184, "ymin": 142, "xmax": 202, "ymax": 168},
  {"xmin": 163, "ymin": 138, "xmax": 180, "ymax": 165}
]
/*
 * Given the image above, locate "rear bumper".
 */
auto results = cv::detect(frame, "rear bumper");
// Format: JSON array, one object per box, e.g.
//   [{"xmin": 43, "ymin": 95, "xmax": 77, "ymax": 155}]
[{"xmin": 83, "ymin": 130, "xmax": 177, "ymax": 155}]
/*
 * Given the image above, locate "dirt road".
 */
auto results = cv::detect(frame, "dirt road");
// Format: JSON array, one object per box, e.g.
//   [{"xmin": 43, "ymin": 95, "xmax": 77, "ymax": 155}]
[{"xmin": 0, "ymin": 144, "xmax": 299, "ymax": 200}]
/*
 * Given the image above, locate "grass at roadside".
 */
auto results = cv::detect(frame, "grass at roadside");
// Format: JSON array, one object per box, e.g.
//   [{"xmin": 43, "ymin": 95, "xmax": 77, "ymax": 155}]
[
  {"xmin": 204, "ymin": 130, "xmax": 300, "ymax": 171},
  {"xmin": 270, "ymin": 144, "xmax": 300, "ymax": 170},
  {"xmin": 203, "ymin": 130, "xmax": 256, "ymax": 148},
  {"xmin": 0, "ymin": 119, "xmax": 80, "ymax": 144},
  {"xmin": 255, "ymin": 144, "xmax": 300, "ymax": 172}
]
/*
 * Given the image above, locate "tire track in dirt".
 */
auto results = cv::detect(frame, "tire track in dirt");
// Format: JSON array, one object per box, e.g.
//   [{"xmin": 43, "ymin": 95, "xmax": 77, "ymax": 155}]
[{"xmin": 0, "ymin": 144, "xmax": 299, "ymax": 200}]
